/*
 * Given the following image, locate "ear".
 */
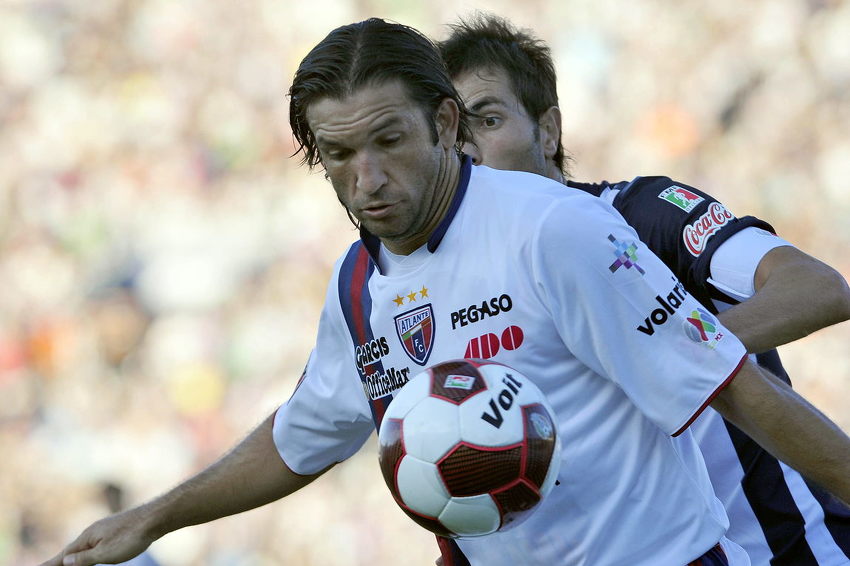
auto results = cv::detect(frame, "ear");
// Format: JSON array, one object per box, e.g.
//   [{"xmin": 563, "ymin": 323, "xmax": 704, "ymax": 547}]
[
  {"xmin": 434, "ymin": 97, "xmax": 460, "ymax": 150},
  {"xmin": 538, "ymin": 106, "xmax": 562, "ymax": 161}
]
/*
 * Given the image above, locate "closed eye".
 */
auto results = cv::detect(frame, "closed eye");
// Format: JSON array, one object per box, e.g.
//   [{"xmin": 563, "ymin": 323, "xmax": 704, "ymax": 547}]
[
  {"xmin": 323, "ymin": 147, "xmax": 352, "ymax": 161},
  {"xmin": 378, "ymin": 134, "xmax": 402, "ymax": 147}
]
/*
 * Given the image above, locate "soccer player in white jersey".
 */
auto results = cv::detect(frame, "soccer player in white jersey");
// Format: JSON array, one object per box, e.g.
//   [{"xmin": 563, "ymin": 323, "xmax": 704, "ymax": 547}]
[
  {"xmin": 41, "ymin": 18, "xmax": 850, "ymax": 566},
  {"xmin": 439, "ymin": 14, "xmax": 850, "ymax": 565}
]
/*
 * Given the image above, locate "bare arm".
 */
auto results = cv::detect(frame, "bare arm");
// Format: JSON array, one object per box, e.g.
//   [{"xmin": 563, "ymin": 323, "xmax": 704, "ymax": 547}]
[
  {"xmin": 717, "ymin": 245, "xmax": 850, "ymax": 353},
  {"xmin": 710, "ymin": 360, "xmax": 850, "ymax": 506},
  {"xmin": 40, "ymin": 411, "xmax": 325, "ymax": 566}
]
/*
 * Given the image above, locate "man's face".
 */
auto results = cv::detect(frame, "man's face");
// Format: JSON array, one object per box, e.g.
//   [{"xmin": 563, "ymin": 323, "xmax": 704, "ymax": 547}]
[
  {"xmin": 453, "ymin": 67, "xmax": 548, "ymax": 177},
  {"xmin": 307, "ymin": 80, "xmax": 454, "ymax": 252}
]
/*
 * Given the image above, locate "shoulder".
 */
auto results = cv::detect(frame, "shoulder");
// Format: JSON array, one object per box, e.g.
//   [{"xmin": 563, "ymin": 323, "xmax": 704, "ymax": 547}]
[
  {"xmin": 468, "ymin": 165, "xmax": 606, "ymax": 215},
  {"xmin": 466, "ymin": 166, "xmax": 620, "ymax": 242},
  {"xmin": 333, "ymin": 240, "xmax": 379, "ymax": 287},
  {"xmin": 604, "ymin": 176, "xmax": 728, "ymax": 243},
  {"xmin": 469, "ymin": 164, "xmax": 567, "ymax": 197},
  {"xmin": 614, "ymin": 176, "xmax": 709, "ymax": 211},
  {"xmin": 453, "ymin": 168, "xmax": 632, "ymax": 280},
  {"xmin": 322, "ymin": 240, "xmax": 375, "ymax": 310}
]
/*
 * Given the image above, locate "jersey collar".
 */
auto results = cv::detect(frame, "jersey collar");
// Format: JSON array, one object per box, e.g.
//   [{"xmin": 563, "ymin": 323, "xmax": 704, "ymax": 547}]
[{"xmin": 360, "ymin": 154, "xmax": 472, "ymax": 267}]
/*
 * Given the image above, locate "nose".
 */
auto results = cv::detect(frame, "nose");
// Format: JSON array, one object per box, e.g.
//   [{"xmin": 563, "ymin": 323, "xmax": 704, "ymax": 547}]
[
  {"xmin": 354, "ymin": 152, "xmax": 388, "ymax": 194},
  {"xmin": 461, "ymin": 141, "xmax": 481, "ymax": 165}
]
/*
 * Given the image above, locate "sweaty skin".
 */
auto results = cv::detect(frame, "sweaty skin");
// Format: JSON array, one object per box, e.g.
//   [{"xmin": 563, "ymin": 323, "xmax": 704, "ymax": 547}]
[
  {"xmin": 308, "ymin": 80, "xmax": 461, "ymax": 255},
  {"xmin": 454, "ymin": 67, "xmax": 563, "ymax": 182}
]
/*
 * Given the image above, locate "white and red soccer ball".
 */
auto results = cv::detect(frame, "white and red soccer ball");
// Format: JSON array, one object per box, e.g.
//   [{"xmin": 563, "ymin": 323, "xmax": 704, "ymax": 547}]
[{"xmin": 377, "ymin": 359, "xmax": 561, "ymax": 538}]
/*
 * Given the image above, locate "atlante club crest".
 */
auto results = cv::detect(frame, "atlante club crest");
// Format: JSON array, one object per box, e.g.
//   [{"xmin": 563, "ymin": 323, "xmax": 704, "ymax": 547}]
[{"xmin": 394, "ymin": 304, "xmax": 435, "ymax": 365}]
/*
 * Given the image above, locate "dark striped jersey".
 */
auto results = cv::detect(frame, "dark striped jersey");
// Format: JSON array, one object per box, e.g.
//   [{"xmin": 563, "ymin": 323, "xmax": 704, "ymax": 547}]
[{"xmin": 568, "ymin": 175, "xmax": 850, "ymax": 565}]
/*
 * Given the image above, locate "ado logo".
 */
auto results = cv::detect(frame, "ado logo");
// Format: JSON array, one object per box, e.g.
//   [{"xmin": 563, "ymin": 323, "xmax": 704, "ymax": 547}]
[{"xmin": 465, "ymin": 325, "xmax": 524, "ymax": 358}]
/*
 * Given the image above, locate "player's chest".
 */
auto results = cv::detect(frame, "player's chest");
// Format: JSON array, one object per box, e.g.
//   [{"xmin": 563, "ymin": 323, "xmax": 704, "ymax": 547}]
[{"xmin": 352, "ymin": 269, "xmax": 555, "ymax": 400}]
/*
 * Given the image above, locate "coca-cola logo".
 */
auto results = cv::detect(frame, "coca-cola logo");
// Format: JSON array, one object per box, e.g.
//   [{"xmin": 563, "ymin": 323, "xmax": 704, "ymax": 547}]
[{"xmin": 683, "ymin": 202, "xmax": 735, "ymax": 256}]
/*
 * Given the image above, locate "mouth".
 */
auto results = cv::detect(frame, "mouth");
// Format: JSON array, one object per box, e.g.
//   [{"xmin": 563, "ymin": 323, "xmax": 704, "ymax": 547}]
[{"xmin": 360, "ymin": 203, "xmax": 395, "ymax": 219}]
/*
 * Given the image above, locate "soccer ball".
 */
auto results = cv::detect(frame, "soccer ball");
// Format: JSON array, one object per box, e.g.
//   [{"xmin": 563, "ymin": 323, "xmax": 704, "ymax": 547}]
[{"xmin": 377, "ymin": 359, "xmax": 561, "ymax": 538}]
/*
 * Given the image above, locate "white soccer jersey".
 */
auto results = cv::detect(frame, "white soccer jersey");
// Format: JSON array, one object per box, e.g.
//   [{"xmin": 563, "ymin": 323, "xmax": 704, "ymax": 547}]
[{"xmin": 273, "ymin": 161, "xmax": 751, "ymax": 565}]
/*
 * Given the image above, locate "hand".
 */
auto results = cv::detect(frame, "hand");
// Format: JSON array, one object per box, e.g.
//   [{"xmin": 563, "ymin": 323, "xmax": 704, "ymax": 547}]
[{"xmin": 38, "ymin": 507, "xmax": 158, "ymax": 566}]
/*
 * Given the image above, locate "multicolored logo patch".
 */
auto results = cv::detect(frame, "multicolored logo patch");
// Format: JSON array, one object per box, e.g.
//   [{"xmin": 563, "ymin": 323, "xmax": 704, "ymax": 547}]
[
  {"xmin": 683, "ymin": 308, "xmax": 725, "ymax": 349},
  {"xmin": 394, "ymin": 304, "xmax": 435, "ymax": 365},
  {"xmin": 608, "ymin": 234, "xmax": 645, "ymax": 275},
  {"xmin": 658, "ymin": 185, "xmax": 704, "ymax": 212}
]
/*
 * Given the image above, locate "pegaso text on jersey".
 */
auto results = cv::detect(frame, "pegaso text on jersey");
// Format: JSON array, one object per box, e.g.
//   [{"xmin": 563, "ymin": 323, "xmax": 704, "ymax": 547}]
[{"xmin": 450, "ymin": 294, "xmax": 513, "ymax": 329}]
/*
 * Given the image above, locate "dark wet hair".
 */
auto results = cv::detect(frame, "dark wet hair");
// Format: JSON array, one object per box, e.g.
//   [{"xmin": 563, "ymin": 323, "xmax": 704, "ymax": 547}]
[{"xmin": 289, "ymin": 18, "xmax": 471, "ymax": 170}]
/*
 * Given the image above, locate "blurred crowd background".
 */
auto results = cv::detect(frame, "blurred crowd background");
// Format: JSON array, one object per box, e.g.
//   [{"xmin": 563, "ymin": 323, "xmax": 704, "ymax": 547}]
[{"xmin": 1, "ymin": 0, "xmax": 848, "ymax": 564}]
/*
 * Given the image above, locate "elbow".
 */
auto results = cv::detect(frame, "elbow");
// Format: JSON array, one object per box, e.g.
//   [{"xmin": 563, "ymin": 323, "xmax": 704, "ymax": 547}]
[
  {"xmin": 826, "ymin": 268, "xmax": 850, "ymax": 323},
  {"xmin": 803, "ymin": 263, "xmax": 850, "ymax": 327}
]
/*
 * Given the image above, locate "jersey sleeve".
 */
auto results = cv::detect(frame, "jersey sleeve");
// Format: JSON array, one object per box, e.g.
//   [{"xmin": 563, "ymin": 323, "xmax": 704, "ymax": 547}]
[
  {"xmin": 531, "ymin": 193, "xmax": 747, "ymax": 435},
  {"xmin": 708, "ymin": 227, "xmax": 794, "ymax": 301},
  {"xmin": 611, "ymin": 177, "xmax": 775, "ymax": 307},
  {"xmin": 272, "ymin": 269, "xmax": 374, "ymax": 475}
]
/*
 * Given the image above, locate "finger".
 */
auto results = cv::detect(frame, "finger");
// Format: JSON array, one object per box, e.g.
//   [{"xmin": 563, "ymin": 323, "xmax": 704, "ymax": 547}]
[
  {"xmin": 37, "ymin": 552, "xmax": 66, "ymax": 566},
  {"xmin": 61, "ymin": 548, "xmax": 98, "ymax": 566},
  {"xmin": 52, "ymin": 532, "xmax": 100, "ymax": 566},
  {"xmin": 38, "ymin": 534, "xmax": 95, "ymax": 566}
]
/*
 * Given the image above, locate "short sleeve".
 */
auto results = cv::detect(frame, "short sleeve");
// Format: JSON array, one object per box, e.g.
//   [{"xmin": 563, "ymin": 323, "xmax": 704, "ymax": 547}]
[
  {"xmin": 272, "ymin": 278, "xmax": 374, "ymax": 475},
  {"xmin": 708, "ymin": 227, "xmax": 794, "ymax": 301},
  {"xmin": 531, "ymin": 193, "xmax": 747, "ymax": 435},
  {"xmin": 611, "ymin": 177, "xmax": 775, "ymax": 307}
]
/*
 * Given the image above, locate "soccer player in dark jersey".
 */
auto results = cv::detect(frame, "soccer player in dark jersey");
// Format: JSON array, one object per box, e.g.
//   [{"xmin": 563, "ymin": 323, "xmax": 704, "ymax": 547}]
[{"xmin": 440, "ymin": 14, "xmax": 850, "ymax": 565}]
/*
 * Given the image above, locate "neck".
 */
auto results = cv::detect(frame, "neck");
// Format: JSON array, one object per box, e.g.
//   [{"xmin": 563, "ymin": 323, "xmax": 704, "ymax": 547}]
[
  {"xmin": 546, "ymin": 161, "xmax": 566, "ymax": 185},
  {"xmin": 383, "ymin": 151, "xmax": 462, "ymax": 255}
]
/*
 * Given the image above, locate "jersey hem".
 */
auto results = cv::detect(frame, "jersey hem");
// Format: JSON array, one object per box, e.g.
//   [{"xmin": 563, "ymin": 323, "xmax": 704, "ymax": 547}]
[{"xmin": 672, "ymin": 353, "xmax": 748, "ymax": 437}]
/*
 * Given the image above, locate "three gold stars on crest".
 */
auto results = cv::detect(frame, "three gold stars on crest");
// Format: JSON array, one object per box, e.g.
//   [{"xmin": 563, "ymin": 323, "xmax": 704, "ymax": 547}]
[{"xmin": 393, "ymin": 285, "xmax": 429, "ymax": 307}]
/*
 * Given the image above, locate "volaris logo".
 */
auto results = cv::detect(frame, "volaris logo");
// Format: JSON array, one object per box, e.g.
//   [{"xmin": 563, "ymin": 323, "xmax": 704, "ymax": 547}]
[{"xmin": 636, "ymin": 280, "xmax": 689, "ymax": 336}]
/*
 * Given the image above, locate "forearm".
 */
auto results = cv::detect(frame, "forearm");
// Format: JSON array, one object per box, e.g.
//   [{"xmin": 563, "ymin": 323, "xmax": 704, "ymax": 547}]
[
  {"xmin": 717, "ymin": 247, "xmax": 850, "ymax": 353},
  {"xmin": 711, "ymin": 362, "xmax": 850, "ymax": 505},
  {"xmin": 142, "ymin": 411, "xmax": 322, "ymax": 539}
]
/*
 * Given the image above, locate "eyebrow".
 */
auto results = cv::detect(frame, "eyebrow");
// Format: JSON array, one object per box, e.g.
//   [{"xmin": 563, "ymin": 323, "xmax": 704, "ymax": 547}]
[
  {"xmin": 468, "ymin": 96, "xmax": 508, "ymax": 114},
  {"xmin": 370, "ymin": 115, "xmax": 404, "ymax": 135},
  {"xmin": 315, "ymin": 115, "xmax": 404, "ymax": 147}
]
